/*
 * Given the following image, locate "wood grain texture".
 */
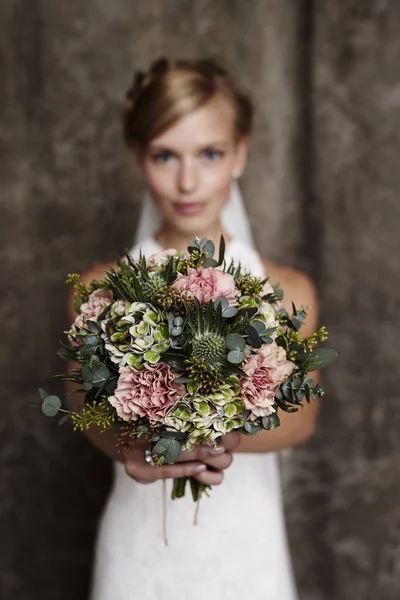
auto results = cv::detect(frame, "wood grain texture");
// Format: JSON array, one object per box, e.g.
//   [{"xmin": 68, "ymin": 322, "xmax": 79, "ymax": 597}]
[{"xmin": 0, "ymin": 1, "xmax": 399, "ymax": 598}]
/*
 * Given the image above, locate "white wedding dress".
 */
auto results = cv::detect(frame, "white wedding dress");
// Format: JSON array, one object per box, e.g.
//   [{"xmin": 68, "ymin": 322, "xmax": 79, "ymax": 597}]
[{"xmin": 90, "ymin": 237, "xmax": 298, "ymax": 600}]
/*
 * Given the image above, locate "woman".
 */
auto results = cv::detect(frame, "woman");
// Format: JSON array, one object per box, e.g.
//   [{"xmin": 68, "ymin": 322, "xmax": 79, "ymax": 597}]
[{"xmin": 70, "ymin": 58, "xmax": 320, "ymax": 600}]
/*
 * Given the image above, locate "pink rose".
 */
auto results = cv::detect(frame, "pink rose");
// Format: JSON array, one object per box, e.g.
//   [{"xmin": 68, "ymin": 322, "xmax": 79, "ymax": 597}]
[
  {"xmin": 172, "ymin": 267, "xmax": 239, "ymax": 306},
  {"xmin": 240, "ymin": 342, "xmax": 295, "ymax": 417},
  {"xmin": 108, "ymin": 364, "xmax": 185, "ymax": 423},
  {"xmin": 69, "ymin": 289, "xmax": 113, "ymax": 347},
  {"xmin": 146, "ymin": 248, "xmax": 177, "ymax": 268}
]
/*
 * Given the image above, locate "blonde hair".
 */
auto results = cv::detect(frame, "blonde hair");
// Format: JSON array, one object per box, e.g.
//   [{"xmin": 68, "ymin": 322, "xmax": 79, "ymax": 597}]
[{"xmin": 123, "ymin": 58, "xmax": 253, "ymax": 148}]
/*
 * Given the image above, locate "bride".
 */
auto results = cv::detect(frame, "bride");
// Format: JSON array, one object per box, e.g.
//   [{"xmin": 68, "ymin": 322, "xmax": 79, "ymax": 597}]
[{"xmin": 69, "ymin": 58, "xmax": 320, "ymax": 600}]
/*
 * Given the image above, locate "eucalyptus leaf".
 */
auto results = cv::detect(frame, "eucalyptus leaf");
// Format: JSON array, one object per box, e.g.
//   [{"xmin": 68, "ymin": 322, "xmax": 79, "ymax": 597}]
[
  {"xmin": 83, "ymin": 381, "xmax": 93, "ymax": 392},
  {"xmin": 93, "ymin": 363, "xmax": 110, "ymax": 383},
  {"xmin": 202, "ymin": 257, "xmax": 218, "ymax": 268},
  {"xmin": 82, "ymin": 365, "xmax": 94, "ymax": 382},
  {"xmin": 86, "ymin": 320, "xmax": 101, "ymax": 333},
  {"xmin": 38, "ymin": 388, "xmax": 48, "ymax": 401},
  {"xmin": 203, "ymin": 240, "xmax": 215, "ymax": 257},
  {"xmin": 41, "ymin": 395, "xmax": 62, "ymax": 417},
  {"xmin": 249, "ymin": 321, "xmax": 266, "ymax": 335},
  {"xmin": 153, "ymin": 437, "xmax": 181, "ymax": 464},
  {"xmin": 214, "ymin": 297, "xmax": 229, "ymax": 311},
  {"xmin": 58, "ymin": 414, "xmax": 71, "ymax": 426},
  {"xmin": 227, "ymin": 349, "xmax": 245, "ymax": 364},
  {"xmin": 225, "ymin": 333, "xmax": 246, "ymax": 351},
  {"xmin": 222, "ymin": 307, "xmax": 238, "ymax": 318},
  {"xmin": 262, "ymin": 413, "xmax": 280, "ymax": 430},
  {"xmin": 300, "ymin": 347, "xmax": 339, "ymax": 371}
]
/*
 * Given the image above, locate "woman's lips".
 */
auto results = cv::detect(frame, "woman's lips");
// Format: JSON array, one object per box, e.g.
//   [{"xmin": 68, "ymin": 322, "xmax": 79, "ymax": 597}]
[{"xmin": 173, "ymin": 202, "xmax": 205, "ymax": 216}]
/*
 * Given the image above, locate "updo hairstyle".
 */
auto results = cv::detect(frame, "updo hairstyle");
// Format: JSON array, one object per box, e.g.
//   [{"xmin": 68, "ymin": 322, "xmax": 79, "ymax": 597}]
[{"xmin": 123, "ymin": 58, "xmax": 253, "ymax": 148}]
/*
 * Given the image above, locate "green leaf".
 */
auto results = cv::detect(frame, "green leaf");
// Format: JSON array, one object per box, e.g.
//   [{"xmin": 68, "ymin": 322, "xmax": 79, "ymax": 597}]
[
  {"xmin": 74, "ymin": 298, "xmax": 83, "ymax": 314},
  {"xmin": 250, "ymin": 321, "xmax": 266, "ymax": 335},
  {"xmin": 38, "ymin": 388, "xmax": 48, "ymax": 401},
  {"xmin": 262, "ymin": 413, "xmax": 280, "ymax": 430},
  {"xmin": 57, "ymin": 345, "xmax": 78, "ymax": 361},
  {"xmin": 159, "ymin": 430, "xmax": 187, "ymax": 441},
  {"xmin": 301, "ymin": 347, "xmax": 339, "ymax": 371},
  {"xmin": 41, "ymin": 395, "xmax": 62, "ymax": 417},
  {"xmin": 222, "ymin": 307, "xmax": 238, "ymax": 318},
  {"xmin": 203, "ymin": 240, "xmax": 215, "ymax": 258},
  {"xmin": 93, "ymin": 363, "xmax": 110, "ymax": 382},
  {"xmin": 227, "ymin": 349, "xmax": 245, "ymax": 364},
  {"xmin": 83, "ymin": 381, "xmax": 93, "ymax": 392},
  {"xmin": 153, "ymin": 437, "xmax": 181, "ymax": 464},
  {"xmin": 202, "ymin": 257, "xmax": 218, "ymax": 268},
  {"xmin": 214, "ymin": 297, "xmax": 229, "ymax": 311},
  {"xmin": 245, "ymin": 325, "xmax": 262, "ymax": 348},
  {"xmin": 239, "ymin": 422, "xmax": 262, "ymax": 435},
  {"xmin": 225, "ymin": 333, "xmax": 246, "ymax": 351},
  {"xmin": 174, "ymin": 375, "xmax": 193, "ymax": 384},
  {"xmin": 58, "ymin": 414, "xmax": 71, "ymax": 426},
  {"xmin": 218, "ymin": 235, "xmax": 226, "ymax": 265},
  {"xmin": 86, "ymin": 320, "xmax": 101, "ymax": 333}
]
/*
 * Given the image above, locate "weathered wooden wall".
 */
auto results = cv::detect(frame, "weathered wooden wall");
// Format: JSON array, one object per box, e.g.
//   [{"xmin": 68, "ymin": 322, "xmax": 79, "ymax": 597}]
[{"xmin": 1, "ymin": 1, "xmax": 399, "ymax": 598}]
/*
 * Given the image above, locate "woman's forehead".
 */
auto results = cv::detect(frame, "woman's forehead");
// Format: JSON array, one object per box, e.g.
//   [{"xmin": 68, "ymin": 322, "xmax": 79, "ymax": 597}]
[{"xmin": 150, "ymin": 96, "xmax": 236, "ymax": 149}]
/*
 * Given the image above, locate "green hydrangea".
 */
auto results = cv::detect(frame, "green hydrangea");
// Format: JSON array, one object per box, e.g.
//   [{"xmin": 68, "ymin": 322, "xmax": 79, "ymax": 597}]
[
  {"xmin": 169, "ymin": 379, "xmax": 243, "ymax": 449},
  {"xmin": 101, "ymin": 300, "xmax": 170, "ymax": 368}
]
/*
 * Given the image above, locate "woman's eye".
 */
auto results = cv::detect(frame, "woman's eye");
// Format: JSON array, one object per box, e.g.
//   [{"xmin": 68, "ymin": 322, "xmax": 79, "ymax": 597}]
[
  {"xmin": 152, "ymin": 151, "xmax": 174, "ymax": 163},
  {"xmin": 203, "ymin": 149, "xmax": 223, "ymax": 161}
]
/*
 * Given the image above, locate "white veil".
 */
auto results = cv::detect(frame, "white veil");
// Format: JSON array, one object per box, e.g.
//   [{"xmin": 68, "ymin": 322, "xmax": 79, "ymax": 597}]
[{"xmin": 134, "ymin": 180, "xmax": 255, "ymax": 248}]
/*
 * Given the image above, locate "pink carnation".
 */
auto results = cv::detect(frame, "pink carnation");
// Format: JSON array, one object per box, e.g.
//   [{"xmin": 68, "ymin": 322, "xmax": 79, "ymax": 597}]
[
  {"xmin": 69, "ymin": 289, "xmax": 113, "ymax": 347},
  {"xmin": 240, "ymin": 342, "xmax": 295, "ymax": 417},
  {"xmin": 108, "ymin": 364, "xmax": 185, "ymax": 423},
  {"xmin": 172, "ymin": 267, "xmax": 238, "ymax": 306}
]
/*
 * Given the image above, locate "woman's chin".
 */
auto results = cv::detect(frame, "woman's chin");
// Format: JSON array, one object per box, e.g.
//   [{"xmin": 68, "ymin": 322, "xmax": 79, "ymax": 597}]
[{"xmin": 167, "ymin": 213, "xmax": 219, "ymax": 239}]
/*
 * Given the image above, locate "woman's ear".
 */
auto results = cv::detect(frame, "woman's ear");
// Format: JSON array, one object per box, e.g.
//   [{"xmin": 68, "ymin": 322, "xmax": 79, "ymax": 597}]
[{"xmin": 232, "ymin": 137, "xmax": 249, "ymax": 179}]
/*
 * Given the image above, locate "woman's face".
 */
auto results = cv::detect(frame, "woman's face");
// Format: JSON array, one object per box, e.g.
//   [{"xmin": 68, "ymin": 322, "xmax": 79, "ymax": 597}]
[{"xmin": 136, "ymin": 94, "xmax": 248, "ymax": 237}]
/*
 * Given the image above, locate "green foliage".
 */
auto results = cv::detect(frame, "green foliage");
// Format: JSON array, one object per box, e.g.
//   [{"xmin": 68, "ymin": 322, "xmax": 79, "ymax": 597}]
[
  {"xmin": 152, "ymin": 437, "xmax": 182, "ymax": 465},
  {"xmin": 41, "ymin": 394, "xmax": 62, "ymax": 417}
]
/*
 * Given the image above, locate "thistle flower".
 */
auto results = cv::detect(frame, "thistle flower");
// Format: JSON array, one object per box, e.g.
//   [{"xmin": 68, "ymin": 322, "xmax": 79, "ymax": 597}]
[{"xmin": 192, "ymin": 332, "xmax": 226, "ymax": 366}]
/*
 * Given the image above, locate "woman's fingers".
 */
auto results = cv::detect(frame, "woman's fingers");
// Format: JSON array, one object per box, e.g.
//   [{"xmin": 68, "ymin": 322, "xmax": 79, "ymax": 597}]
[
  {"xmin": 125, "ymin": 453, "xmax": 207, "ymax": 484},
  {"xmin": 193, "ymin": 467, "xmax": 224, "ymax": 486},
  {"xmin": 179, "ymin": 443, "xmax": 235, "ymax": 470}
]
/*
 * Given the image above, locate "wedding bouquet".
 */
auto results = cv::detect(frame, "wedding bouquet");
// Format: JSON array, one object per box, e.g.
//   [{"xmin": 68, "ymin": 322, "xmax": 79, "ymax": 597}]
[{"xmin": 40, "ymin": 237, "xmax": 337, "ymax": 500}]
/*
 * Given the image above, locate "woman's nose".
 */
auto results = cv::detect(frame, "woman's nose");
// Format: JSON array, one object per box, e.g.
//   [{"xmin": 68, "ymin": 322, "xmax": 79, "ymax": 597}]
[{"xmin": 177, "ymin": 160, "xmax": 197, "ymax": 194}]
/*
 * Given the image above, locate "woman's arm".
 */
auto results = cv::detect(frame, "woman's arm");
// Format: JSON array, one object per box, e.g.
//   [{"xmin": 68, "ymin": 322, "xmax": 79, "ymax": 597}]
[{"xmin": 236, "ymin": 265, "xmax": 321, "ymax": 453}]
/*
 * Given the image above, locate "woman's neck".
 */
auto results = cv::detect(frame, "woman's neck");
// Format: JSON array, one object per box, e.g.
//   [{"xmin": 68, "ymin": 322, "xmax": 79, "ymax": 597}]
[{"xmin": 154, "ymin": 221, "xmax": 231, "ymax": 253}]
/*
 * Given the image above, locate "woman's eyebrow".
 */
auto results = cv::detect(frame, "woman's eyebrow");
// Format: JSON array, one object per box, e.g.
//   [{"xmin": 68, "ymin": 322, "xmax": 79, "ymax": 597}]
[{"xmin": 148, "ymin": 140, "xmax": 232, "ymax": 153}]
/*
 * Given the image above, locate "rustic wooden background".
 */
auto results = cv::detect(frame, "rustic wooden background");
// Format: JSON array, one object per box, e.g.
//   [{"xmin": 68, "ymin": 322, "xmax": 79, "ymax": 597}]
[{"xmin": 1, "ymin": 1, "xmax": 399, "ymax": 599}]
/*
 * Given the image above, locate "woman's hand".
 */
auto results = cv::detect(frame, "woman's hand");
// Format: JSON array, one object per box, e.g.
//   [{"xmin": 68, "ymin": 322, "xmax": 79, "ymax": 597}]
[{"xmin": 125, "ymin": 432, "xmax": 241, "ymax": 486}]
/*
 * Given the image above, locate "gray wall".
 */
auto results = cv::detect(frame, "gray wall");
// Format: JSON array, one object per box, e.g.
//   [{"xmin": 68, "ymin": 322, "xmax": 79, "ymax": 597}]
[{"xmin": 1, "ymin": 1, "xmax": 399, "ymax": 598}]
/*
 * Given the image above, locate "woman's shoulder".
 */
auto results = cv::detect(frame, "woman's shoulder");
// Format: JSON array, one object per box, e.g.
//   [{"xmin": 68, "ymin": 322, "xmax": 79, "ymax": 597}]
[
  {"xmin": 262, "ymin": 257, "xmax": 319, "ymax": 334},
  {"xmin": 80, "ymin": 261, "xmax": 118, "ymax": 284}
]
